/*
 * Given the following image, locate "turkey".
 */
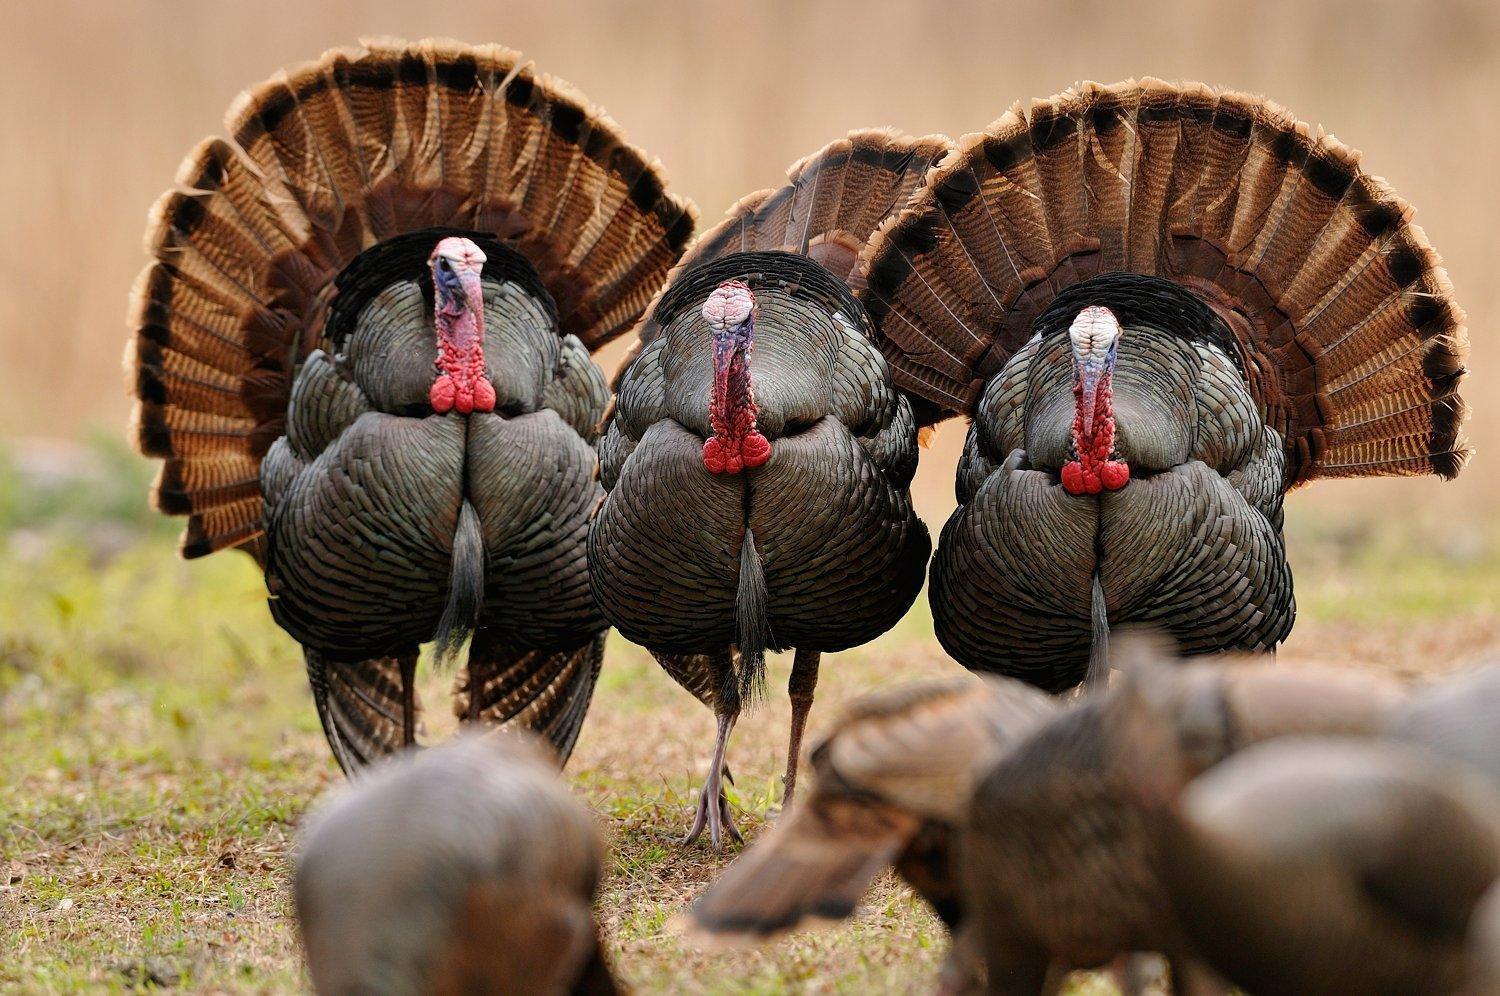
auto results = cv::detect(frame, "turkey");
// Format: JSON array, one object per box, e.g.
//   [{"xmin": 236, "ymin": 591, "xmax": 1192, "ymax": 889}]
[
  {"xmin": 1142, "ymin": 737, "xmax": 1500, "ymax": 996},
  {"xmin": 961, "ymin": 653, "xmax": 1409, "ymax": 994},
  {"xmin": 687, "ymin": 638, "xmax": 1409, "ymax": 992},
  {"xmin": 683, "ymin": 675, "xmax": 1056, "ymax": 991},
  {"xmin": 860, "ymin": 79, "xmax": 1470, "ymax": 691},
  {"xmin": 1385, "ymin": 658, "xmax": 1500, "ymax": 790},
  {"xmin": 684, "ymin": 676, "xmax": 1056, "ymax": 932},
  {"xmin": 590, "ymin": 130, "xmax": 943, "ymax": 845},
  {"xmin": 1473, "ymin": 883, "xmax": 1500, "ymax": 996},
  {"xmin": 295, "ymin": 734, "xmax": 617, "ymax": 994},
  {"xmin": 125, "ymin": 40, "xmax": 694, "ymax": 771}
]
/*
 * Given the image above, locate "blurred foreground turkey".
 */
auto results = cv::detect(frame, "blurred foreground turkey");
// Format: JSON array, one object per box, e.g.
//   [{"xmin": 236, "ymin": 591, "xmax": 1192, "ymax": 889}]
[
  {"xmin": 295, "ymin": 734, "xmax": 617, "ymax": 995},
  {"xmin": 1146, "ymin": 737, "xmax": 1500, "ymax": 995},
  {"xmin": 685, "ymin": 636, "xmax": 1420, "ymax": 992},
  {"xmin": 1386, "ymin": 656, "xmax": 1500, "ymax": 790}
]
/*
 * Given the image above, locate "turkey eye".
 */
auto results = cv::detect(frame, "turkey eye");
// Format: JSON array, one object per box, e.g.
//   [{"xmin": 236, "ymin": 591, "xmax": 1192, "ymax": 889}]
[{"xmin": 437, "ymin": 257, "xmax": 451, "ymax": 272}]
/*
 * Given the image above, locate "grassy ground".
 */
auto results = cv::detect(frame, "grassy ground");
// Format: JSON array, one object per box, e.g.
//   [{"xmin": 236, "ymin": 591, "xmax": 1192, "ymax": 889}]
[{"xmin": 1, "ymin": 442, "xmax": 1497, "ymax": 993}]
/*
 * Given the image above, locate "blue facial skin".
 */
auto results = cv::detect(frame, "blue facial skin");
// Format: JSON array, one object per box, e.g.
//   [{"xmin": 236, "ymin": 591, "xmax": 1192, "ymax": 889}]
[{"xmin": 434, "ymin": 254, "xmax": 467, "ymax": 310}]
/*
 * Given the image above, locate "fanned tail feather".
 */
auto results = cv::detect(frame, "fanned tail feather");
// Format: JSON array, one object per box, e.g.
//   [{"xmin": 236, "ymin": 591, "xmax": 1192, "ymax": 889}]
[
  {"xmin": 305, "ymin": 650, "xmax": 419, "ymax": 775},
  {"xmin": 128, "ymin": 39, "xmax": 696, "ymax": 559},
  {"xmin": 630, "ymin": 129, "xmax": 951, "ymax": 351},
  {"xmin": 861, "ymin": 79, "xmax": 1469, "ymax": 485}
]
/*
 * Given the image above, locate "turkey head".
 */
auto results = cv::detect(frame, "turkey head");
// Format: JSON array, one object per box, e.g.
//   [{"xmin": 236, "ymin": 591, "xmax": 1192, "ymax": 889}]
[
  {"xmin": 701, "ymin": 280, "xmax": 770, "ymax": 474},
  {"xmin": 428, "ymin": 237, "xmax": 497, "ymax": 416}
]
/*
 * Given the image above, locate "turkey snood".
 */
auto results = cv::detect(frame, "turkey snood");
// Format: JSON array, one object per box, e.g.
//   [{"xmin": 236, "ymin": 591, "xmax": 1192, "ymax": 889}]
[
  {"xmin": 429, "ymin": 236, "xmax": 497, "ymax": 416},
  {"xmin": 701, "ymin": 280, "xmax": 771, "ymax": 474},
  {"xmin": 1062, "ymin": 305, "xmax": 1130, "ymax": 496}
]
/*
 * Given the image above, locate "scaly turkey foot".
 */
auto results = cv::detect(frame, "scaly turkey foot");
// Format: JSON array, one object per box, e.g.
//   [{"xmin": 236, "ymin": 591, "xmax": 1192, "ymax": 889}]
[
  {"xmin": 682, "ymin": 774, "xmax": 742, "ymax": 848},
  {"xmin": 683, "ymin": 712, "xmax": 741, "ymax": 848}
]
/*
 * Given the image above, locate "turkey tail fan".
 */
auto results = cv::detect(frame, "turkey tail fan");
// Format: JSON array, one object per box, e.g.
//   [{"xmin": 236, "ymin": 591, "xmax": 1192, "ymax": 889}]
[
  {"xmin": 128, "ymin": 38, "xmax": 696, "ymax": 559},
  {"xmin": 630, "ymin": 129, "xmax": 951, "ymax": 350},
  {"xmin": 861, "ymin": 79, "xmax": 1470, "ymax": 485},
  {"xmin": 456, "ymin": 632, "xmax": 606, "ymax": 765}
]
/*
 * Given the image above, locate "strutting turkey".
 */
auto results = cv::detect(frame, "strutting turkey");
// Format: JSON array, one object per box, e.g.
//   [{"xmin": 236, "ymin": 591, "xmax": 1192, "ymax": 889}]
[
  {"xmin": 860, "ymin": 80, "xmax": 1470, "ymax": 692},
  {"xmin": 589, "ymin": 130, "xmax": 945, "ymax": 845},
  {"xmin": 295, "ymin": 734, "xmax": 618, "ymax": 994},
  {"xmin": 125, "ymin": 40, "xmax": 695, "ymax": 772}
]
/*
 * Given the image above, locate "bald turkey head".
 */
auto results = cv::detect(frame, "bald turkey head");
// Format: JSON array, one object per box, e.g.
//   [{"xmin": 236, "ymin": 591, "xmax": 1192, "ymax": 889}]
[
  {"xmin": 701, "ymin": 280, "xmax": 771, "ymax": 474},
  {"xmin": 429, "ymin": 236, "xmax": 497, "ymax": 416},
  {"xmin": 1062, "ymin": 305, "xmax": 1130, "ymax": 496}
]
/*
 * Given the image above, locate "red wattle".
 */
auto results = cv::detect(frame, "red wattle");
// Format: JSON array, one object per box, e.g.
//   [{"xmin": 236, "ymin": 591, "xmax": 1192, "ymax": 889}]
[
  {"xmin": 430, "ymin": 375, "xmax": 457, "ymax": 414},
  {"xmin": 703, "ymin": 433, "xmax": 772, "ymax": 475},
  {"xmin": 1061, "ymin": 371, "xmax": 1129, "ymax": 496},
  {"xmin": 741, "ymin": 431, "xmax": 771, "ymax": 469},
  {"xmin": 704, "ymin": 339, "xmax": 769, "ymax": 475},
  {"xmin": 431, "ymin": 336, "xmax": 495, "ymax": 416},
  {"xmin": 703, "ymin": 436, "xmax": 735, "ymax": 474},
  {"xmin": 1100, "ymin": 460, "xmax": 1130, "ymax": 490},
  {"xmin": 1061, "ymin": 461, "xmax": 1091, "ymax": 494}
]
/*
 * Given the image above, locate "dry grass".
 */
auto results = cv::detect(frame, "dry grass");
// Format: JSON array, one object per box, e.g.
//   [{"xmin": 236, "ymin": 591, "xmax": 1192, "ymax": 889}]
[{"xmin": 0, "ymin": 441, "xmax": 1496, "ymax": 993}]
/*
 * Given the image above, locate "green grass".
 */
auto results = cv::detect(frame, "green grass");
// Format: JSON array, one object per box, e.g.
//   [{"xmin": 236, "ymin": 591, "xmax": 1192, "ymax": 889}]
[{"xmin": 0, "ymin": 438, "xmax": 1496, "ymax": 992}]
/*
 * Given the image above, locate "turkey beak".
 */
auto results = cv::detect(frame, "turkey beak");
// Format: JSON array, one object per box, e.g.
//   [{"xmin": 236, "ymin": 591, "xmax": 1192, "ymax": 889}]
[
  {"xmin": 703, "ymin": 280, "xmax": 756, "ymax": 379},
  {"xmin": 432, "ymin": 255, "xmax": 485, "ymax": 321}
]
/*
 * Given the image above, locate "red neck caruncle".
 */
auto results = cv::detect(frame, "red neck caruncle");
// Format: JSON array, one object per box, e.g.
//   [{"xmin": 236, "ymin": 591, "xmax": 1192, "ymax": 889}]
[
  {"xmin": 428, "ymin": 236, "xmax": 497, "ymax": 416},
  {"xmin": 701, "ymin": 280, "xmax": 771, "ymax": 475},
  {"xmin": 1061, "ymin": 305, "xmax": 1130, "ymax": 496}
]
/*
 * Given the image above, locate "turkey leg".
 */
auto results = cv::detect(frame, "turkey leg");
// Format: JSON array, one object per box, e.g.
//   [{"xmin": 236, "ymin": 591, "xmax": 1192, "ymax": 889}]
[
  {"xmin": 399, "ymin": 654, "xmax": 417, "ymax": 748},
  {"xmin": 684, "ymin": 648, "xmax": 742, "ymax": 848},
  {"xmin": 684, "ymin": 711, "xmax": 742, "ymax": 848},
  {"xmin": 782, "ymin": 648, "xmax": 821, "ymax": 806}
]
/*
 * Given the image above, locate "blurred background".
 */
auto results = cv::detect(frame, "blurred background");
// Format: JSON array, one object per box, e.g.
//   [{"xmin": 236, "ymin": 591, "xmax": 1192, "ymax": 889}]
[
  {"xmin": 3, "ymin": 3, "xmax": 1497, "ymax": 989},
  {"xmin": 1, "ymin": 0, "xmax": 1494, "ymax": 528}
]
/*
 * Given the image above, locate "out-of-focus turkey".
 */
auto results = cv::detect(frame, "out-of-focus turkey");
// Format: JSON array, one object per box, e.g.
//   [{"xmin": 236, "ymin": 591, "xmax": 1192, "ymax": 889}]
[{"xmin": 295, "ymin": 734, "xmax": 617, "ymax": 994}]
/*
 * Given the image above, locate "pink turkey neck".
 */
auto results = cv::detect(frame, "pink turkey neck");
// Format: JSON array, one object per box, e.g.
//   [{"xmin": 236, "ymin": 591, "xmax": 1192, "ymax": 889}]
[
  {"xmin": 702, "ymin": 280, "xmax": 771, "ymax": 475},
  {"xmin": 1061, "ymin": 306, "xmax": 1130, "ymax": 496},
  {"xmin": 429, "ymin": 236, "xmax": 496, "ymax": 416}
]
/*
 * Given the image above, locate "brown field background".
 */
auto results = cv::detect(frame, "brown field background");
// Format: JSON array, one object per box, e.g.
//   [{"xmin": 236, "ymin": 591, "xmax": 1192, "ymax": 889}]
[{"xmin": 0, "ymin": 0, "xmax": 1493, "ymax": 527}]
